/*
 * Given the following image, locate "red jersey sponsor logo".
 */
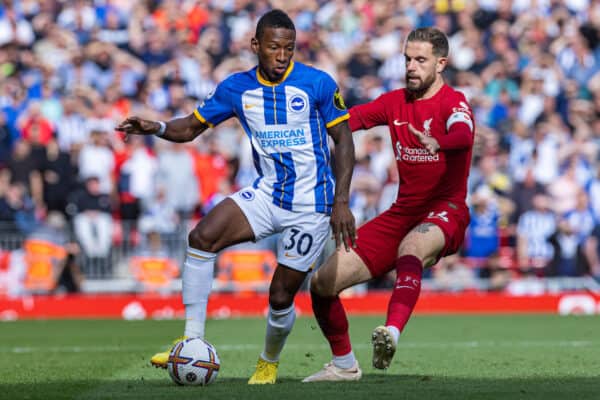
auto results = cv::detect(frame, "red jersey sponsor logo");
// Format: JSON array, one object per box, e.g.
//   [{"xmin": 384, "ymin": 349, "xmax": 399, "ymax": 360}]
[{"xmin": 395, "ymin": 142, "xmax": 440, "ymax": 163}]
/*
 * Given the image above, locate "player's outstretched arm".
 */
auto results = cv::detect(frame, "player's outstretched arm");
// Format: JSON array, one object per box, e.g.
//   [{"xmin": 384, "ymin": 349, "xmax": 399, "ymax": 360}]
[
  {"xmin": 327, "ymin": 120, "xmax": 357, "ymax": 251},
  {"xmin": 115, "ymin": 113, "xmax": 209, "ymax": 143}
]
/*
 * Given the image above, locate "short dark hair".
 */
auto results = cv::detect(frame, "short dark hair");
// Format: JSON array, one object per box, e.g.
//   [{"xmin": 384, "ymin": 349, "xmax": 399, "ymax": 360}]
[
  {"xmin": 255, "ymin": 9, "xmax": 295, "ymax": 40},
  {"xmin": 407, "ymin": 27, "xmax": 449, "ymax": 58}
]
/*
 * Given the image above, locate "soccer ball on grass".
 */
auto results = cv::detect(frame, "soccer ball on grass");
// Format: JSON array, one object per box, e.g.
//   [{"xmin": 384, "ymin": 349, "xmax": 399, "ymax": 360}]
[{"xmin": 167, "ymin": 338, "xmax": 221, "ymax": 386}]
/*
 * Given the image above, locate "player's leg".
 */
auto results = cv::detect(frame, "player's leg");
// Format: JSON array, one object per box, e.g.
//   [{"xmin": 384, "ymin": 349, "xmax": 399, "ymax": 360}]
[
  {"xmin": 301, "ymin": 248, "xmax": 371, "ymax": 382},
  {"xmin": 303, "ymin": 208, "xmax": 407, "ymax": 382},
  {"xmin": 248, "ymin": 265, "xmax": 307, "ymax": 384},
  {"xmin": 371, "ymin": 222, "xmax": 444, "ymax": 369},
  {"xmin": 250, "ymin": 210, "xmax": 330, "ymax": 384},
  {"xmin": 374, "ymin": 204, "xmax": 468, "ymax": 369},
  {"xmin": 183, "ymin": 197, "xmax": 256, "ymax": 334},
  {"xmin": 151, "ymin": 192, "xmax": 257, "ymax": 368}
]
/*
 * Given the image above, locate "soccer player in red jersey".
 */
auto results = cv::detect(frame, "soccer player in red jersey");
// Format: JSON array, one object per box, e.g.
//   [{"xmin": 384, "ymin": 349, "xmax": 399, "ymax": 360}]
[{"xmin": 303, "ymin": 27, "xmax": 475, "ymax": 382}]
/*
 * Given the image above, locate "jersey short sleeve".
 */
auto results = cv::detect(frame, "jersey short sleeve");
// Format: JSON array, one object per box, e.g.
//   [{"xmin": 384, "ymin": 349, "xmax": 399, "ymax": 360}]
[
  {"xmin": 315, "ymin": 73, "xmax": 349, "ymax": 128},
  {"xmin": 348, "ymin": 93, "xmax": 391, "ymax": 132},
  {"xmin": 194, "ymin": 77, "xmax": 236, "ymax": 126}
]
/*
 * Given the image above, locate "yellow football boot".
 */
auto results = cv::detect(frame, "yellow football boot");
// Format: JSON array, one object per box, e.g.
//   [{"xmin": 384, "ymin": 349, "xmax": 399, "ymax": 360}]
[
  {"xmin": 150, "ymin": 336, "xmax": 187, "ymax": 369},
  {"xmin": 247, "ymin": 357, "xmax": 279, "ymax": 384}
]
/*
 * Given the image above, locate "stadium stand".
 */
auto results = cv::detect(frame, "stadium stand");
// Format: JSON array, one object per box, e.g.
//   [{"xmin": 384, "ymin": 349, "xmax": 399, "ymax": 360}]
[{"xmin": 1, "ymin": 0, "xmax": 600, "ymax": 294}]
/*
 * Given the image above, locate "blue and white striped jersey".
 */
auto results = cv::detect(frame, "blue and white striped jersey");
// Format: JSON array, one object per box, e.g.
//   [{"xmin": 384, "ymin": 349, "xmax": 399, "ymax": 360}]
[
  {"xmin": 194, "ymin": 61, "xmax": 349, "ymax": 214},
  {"xmin": 517, "ymin": 210, "xmax": 556, "ymax": 259}
]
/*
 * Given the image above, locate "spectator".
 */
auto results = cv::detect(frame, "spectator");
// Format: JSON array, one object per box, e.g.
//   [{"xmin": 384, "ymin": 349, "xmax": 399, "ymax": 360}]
[
  {"xmin": 138, "ymin": 184, "xmax": 181, "ymax": 260},
  {"xmin": 546, "ymin": 190, "xmax": 595, "ymax": 277},
  {"xmin": 547, "ymin": 157, "xmax": 584, "ymax": 215},
  {"xmin": 116, "ymin": 134, "xmax": 157, "ymax": 222},
  {"xmin": 0, "ymin": 6, "xmax": 34, "ymax": 46},
  {"xmin": 40, "ymin": 137, "xmax": 76, "ymax": 215},
  {"xmin": 96, "ymin": 6, "xmax": 130, "ymax": 48},
  {"xmin": 5, "ymin": 139, "xmax": 42, "ymax": 206},
  {"xmin": 192, "ymin": 134, "xmax": 228, "ymax": 208},
  {"xmin": 18, "ymin": 101, "xmax": 54, "ymax": 146},
  {"xmin": 55, "ymin": 97, "xmax": 88, "ymax": 153},
  {"xmin": 463, "ymin": 187, "xmax": 500, "ymax": 273},
  {"xmin": 77, "ymin": 129, "xmax": 115, "ymax": 195},
  {"xmin": 155, "ymin": 142, "xmax": 200, "ymax": 219},
  {"xmin": 0, "ymin": 181, "xmax": 38, "ymax": 235},
  {"xmin": 509, "ymin": 167, "xmax": 546, "ymax": 224},
  {"xmin": 66, "ymin": 176, "xmax": 113, "ymax": 276},
  {"xmin": 1, "ymin": 0, "xmax": 600, "ymax": 288},
  {"xmin": 516, "ymin": 194, "xmax": 557, "ymax": 274},
  {"xmin": 0, "ymin": 111, "xmax": 15, "ymax": 168}
]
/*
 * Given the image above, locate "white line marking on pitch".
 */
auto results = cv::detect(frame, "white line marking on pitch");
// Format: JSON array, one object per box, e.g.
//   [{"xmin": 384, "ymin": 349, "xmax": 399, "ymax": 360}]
[{"xmin": 1, "ymin": 340, "xmax": 596, "ymax": 354}]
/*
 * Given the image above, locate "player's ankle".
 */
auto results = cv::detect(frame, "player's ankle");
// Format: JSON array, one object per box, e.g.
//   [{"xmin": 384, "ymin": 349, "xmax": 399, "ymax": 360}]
[
  {"xmin": 332, "ymin": 351, "xmax": 356, "ymax": 369},
  {"xmin": 386, "ymin": 325, "xmax": 400, "ymax": 344}
]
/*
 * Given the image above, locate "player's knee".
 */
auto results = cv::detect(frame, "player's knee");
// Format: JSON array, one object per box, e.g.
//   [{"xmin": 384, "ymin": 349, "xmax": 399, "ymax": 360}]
[
  {"xmin": 397, "ymin": 241, "xmax": 420, "ymax": 259},
  {"xmin": 188, "ymin": 227, "xmax": 218, "ymax": 253},
  {"xmin": 399, "ymin": 237, "xmax": 444, "ymax": 267},
  {"xmin": 398, "ymin": 245, "xmax": 436, "ymax": 268},
  {"xmin": 269, "ymin": 289, "xmax": 294, "ymax": 310},
  {"xmin": 310, "ymin": 273, "xmax": 336, "ymax": 297}
]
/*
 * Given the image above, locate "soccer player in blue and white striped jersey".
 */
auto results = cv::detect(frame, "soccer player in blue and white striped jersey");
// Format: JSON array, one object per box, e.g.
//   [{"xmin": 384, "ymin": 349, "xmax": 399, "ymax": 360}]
[{"xmin": 117, "ymin": 9, "xmax": 356, "ymax": 384}]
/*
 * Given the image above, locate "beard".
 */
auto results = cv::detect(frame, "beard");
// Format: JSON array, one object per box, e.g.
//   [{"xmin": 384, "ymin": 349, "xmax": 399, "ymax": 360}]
[{"xmin": 405, "ymin": 73, "xmax": 436, "ymax": 98}]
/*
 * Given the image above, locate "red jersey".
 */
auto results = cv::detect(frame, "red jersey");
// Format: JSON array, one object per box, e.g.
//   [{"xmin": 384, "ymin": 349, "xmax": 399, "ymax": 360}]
[{"xmin": 349, "ymin": 84, "xmax": 474, "ymax": 212}]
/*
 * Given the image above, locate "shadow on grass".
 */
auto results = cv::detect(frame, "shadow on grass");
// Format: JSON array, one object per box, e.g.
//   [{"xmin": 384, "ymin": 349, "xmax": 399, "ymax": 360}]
[{"xmin": 2, "ymin": 375, "xmax": 600, "ymax": 400}]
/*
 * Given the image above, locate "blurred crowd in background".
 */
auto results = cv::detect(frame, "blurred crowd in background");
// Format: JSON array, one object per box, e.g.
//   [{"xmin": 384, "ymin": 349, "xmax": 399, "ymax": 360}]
[{"xmin": 2, "ymin": 0, "xmax": 600, "ymax": 294}]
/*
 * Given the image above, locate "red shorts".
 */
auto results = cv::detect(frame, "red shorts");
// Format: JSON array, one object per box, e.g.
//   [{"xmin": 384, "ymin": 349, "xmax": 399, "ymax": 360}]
[{"xmin": 352, "ymin": 200, "xmax": 469, "ymax": 278}]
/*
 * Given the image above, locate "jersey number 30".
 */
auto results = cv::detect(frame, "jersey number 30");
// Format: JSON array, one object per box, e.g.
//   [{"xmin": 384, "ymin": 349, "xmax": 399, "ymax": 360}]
[{"xmin": 284, "ymin": 228, "xmax": 313, "ymax": 256}]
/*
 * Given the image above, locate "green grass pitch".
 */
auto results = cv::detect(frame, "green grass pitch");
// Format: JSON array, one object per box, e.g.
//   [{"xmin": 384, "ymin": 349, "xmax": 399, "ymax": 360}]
[{"xmin": 1, "ymin": 315, "xmax": 600, "ymax": 399}]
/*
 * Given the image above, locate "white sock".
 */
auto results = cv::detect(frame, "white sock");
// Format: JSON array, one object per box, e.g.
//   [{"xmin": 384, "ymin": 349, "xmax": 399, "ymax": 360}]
[
  {"xmin": 182, "ymin": 246, "xmax": 216, "ymax": 339},
  {"xmin": 261, "ymin": 305, "xmax": 296, "ymax": 362},
  {"xmin": 332, "ymin": 351, "xmax": 356, "ymax": 369},
  {"xmin": 386, "ymin": 325, "xmax": 400, "ymax": 345},
  {"xmin": 185, "ymin": 304, "xmax": 207, "ymax": 338}
]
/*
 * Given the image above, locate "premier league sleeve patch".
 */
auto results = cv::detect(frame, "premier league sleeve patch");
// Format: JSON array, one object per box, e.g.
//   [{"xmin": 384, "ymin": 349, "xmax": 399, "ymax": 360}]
[{"xmin": 333, "ymin": 87, "xmax": 347, "ymax": 110}]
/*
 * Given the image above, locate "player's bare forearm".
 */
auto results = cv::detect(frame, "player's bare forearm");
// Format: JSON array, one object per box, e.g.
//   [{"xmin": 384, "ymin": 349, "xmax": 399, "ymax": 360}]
[
  {"xmin": 328, "ymin": 121, "xmax": 355, "ymax": 204},
  {"xmin": 116, "ymin": 113, "xmax": 208, "ymax": 143},
  {"xmin": 161, "ymin": 114, "xmax": 209, "ymax": 142},
  {"xmin": 328, "ymin": 120, "xmax": 357, "ymax": 249}
]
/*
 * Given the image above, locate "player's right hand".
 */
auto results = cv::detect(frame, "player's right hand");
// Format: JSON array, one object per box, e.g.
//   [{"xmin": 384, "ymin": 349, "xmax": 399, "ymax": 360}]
[
  {"xmin": 408, "ymin": 123, "xmax": 440, "ymax": 155},
  {"xmin": 330, "ymin": 201, "xmax": 357, "ymax": 252},
  {"xmin": 115, "ymin": 117, "xmax": 160, "ymax": 135}
]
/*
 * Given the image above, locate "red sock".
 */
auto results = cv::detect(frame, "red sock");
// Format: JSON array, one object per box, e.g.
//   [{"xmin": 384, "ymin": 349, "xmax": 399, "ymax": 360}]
[
  {"xmin": 311, "ymin": 291, "xmax": 352, "ymax": 356},
  {"xmin": 385, "ymin": 255, "xmax": 423, "ymax": 332}
]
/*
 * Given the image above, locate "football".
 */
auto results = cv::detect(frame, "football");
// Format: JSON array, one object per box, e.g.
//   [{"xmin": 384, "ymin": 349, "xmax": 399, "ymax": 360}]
[{"xmin": 167, "ymin": 338, "xmax": 221, "ymax": 386}]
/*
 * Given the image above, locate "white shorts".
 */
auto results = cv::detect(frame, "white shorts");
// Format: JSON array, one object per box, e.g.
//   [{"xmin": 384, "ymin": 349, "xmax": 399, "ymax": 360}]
[{"xmin": 230, "ymin": 186, "xmax": 330, "ymax": 272}]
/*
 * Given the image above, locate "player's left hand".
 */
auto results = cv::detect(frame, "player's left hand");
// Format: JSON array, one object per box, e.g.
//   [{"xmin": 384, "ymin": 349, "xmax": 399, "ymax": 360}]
[
  {"xmin": 409, "ymin": 123, "xmax": 440, "ymax": 155},
  {"xmin": 330, "ymin": 201, "xmax": 357, "ymax": 252}
]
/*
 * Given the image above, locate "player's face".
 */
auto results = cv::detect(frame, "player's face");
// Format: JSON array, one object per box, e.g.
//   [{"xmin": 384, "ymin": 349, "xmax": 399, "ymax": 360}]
[
  {"xmin": 252, "ymin": 27, "xmax": 296, "ymax": 82},
  {"xmin": 404, "ymin": 41, "xmax": 446, "ymax": 94}
]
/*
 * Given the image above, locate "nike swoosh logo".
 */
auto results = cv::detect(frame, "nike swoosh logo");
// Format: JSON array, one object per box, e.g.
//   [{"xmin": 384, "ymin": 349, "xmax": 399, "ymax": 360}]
[
  {"xmin": 244, "ymin": 103, "xmax": 257, "ymax": 110},
  {"xmin": 393, "ymin": 120, "xmax": 408, "ymax": 126},
  {"xmin": 395, "ymin": 285, "xmax": 416, "ymax": 290},
  {"xmin": 284, "ymin": 252, "xmax": 299, "ymax": 259}
]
